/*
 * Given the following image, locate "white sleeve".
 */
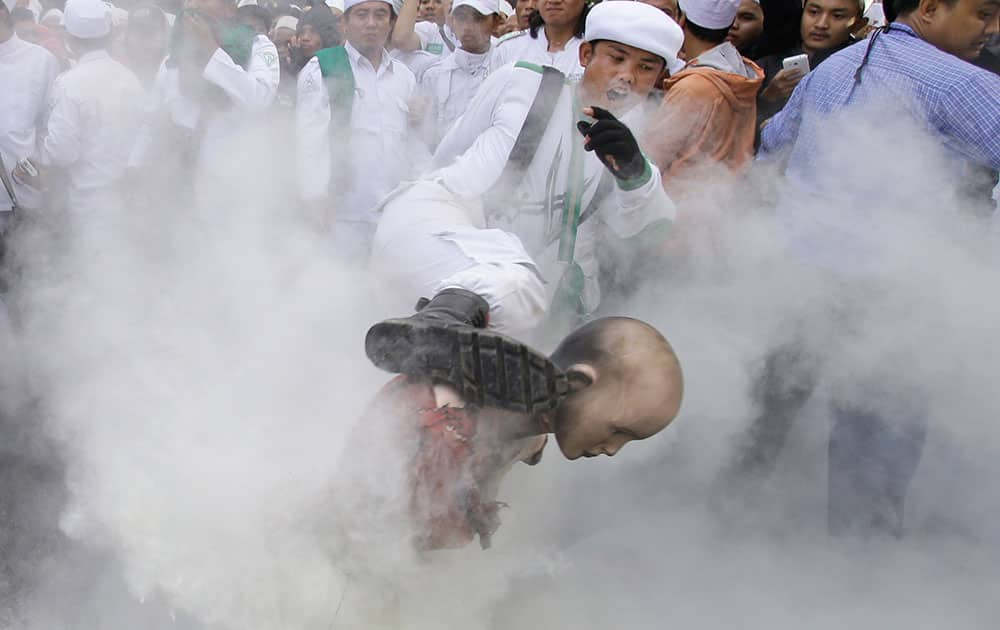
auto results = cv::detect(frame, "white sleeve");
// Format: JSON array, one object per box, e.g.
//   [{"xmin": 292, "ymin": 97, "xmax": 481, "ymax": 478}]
[
  {"xmin": 432, "ymin": 64, "xmax": 537, "ymax": 197},
  {"xmin": 38, "ymin": 79, "xmax": 81, "ymax": 168},
  {"xmin": 414, "ymin": 21, "xmax": 438, "ymax": 49},
  {"xmin": 129, "ymin": 62, "xmax": 169, "ymax": 168},
  {"xmin": 601, "ymin": 159, "xmax": 676, "ymax": 238},
  {"xmin": 295, "ymin": 57, "xmax": 331, "ymax": 202},
  {"xmin": 201, "ymin": 36, "xmax": 280, "ymax": 111}
]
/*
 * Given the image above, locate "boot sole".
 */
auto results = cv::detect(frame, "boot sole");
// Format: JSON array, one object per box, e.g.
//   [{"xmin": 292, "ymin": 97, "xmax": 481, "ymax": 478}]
[{"xmin": 365, "ymin": 319, "xmax": 568, "ymax": 415}]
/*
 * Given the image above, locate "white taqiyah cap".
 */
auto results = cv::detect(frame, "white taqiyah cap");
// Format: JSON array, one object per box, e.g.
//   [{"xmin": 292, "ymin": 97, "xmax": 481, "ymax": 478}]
[
  {"xmin": 62, "ymin": 0, "xmax": 112, "ymax": 38},
  {"xmin": 452, "ymin": 0, "xmax": 512, "ymax": 16},
  {"xmin": 274, "ymin": 14, "xmax": 298, "ymax": 30},
  {"xmin": 325, "ymin": 0, "xmax": 345, "ymax": 11},
  {"xmin": 236, "ymin": 0, "xmax": 257, "ymax": 6},
  {"xmin": 678, "ymin": 0, "xmax": 739, "ymax": 29},
  {"xmin": 584, "ymin": 0, "xmax": 684, "ymax": 65},
  {"xmin": 40, "ymin": 7, "xmax": 63, "ymax": 23},
  {"xmin": 344, "ymin": 0, "xmax": 393, "ymax": 11}
]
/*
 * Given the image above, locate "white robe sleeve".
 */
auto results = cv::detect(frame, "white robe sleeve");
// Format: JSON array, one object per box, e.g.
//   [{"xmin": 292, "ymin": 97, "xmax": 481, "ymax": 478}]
[
  {"xmin": 295, "ymin": 57, "xmax": 331, "ymax": 202},
  {"xmin": 128, "ymin": 61, "xmax": 170, "ymax": 169},
  {"xmin": 201, "ymin": 36, "xmax": 280, "ymax": 112},
  {"xmin": 431, "ymin": 64, "xmax": 539, "ymax": 198},
  {"xmin": 39, "ymin": 78, "xmax": 81, "ymax": 168},
  {"xmin": 601, "ymin": 159, "xmax": 676, "ymax": 239}
]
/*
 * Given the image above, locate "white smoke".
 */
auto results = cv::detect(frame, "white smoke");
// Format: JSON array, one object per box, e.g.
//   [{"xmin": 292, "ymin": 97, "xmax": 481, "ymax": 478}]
[{"xmin": 3, "ymin": 88, "xmax": 999, "ymax": 630}]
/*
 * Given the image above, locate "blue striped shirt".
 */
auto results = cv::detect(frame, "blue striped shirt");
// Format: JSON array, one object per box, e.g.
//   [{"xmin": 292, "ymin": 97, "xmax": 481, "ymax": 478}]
[{"xmin": 761, "ymin": 23, "xmax": 1000, "ymax": 188}]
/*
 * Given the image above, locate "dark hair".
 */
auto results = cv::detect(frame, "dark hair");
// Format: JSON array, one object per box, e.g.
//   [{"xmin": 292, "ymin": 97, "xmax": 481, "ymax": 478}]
[
  {"xmin": 237, "ymin": 3, "xmax": 274, "ymax": 31},
  {"xmin": 299, "ymin": 5, "xmax": 342, "ymax": 46},
  {"xmin": 10, "ymin": 6, "xmax": 35, "ymax": 22},
  {"xmin": 528, "ymin": 2, "xmax": 589, "ymax": 40},
  {"xmin": 683, "ymin": 14, "xmax": 731, "ymax": 44},
  {"xmin": 886, "ymin": 0, "xmax": 954, "ymax": 20}
]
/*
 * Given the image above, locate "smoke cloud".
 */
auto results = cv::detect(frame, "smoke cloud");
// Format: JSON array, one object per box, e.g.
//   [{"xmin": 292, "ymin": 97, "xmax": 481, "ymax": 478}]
[{"xmin": 2, "ymin": 90, "xmax": 999, "ymax": 630}]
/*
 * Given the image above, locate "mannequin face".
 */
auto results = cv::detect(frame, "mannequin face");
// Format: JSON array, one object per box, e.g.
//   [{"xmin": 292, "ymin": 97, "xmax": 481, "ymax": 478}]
[
  {"xmin": 548, "ymin": 321, "xmax": 683, "ymax": 460},
  {"xmin": 579, "ymin": 40, "xmax": 665, "ymax": 114}
]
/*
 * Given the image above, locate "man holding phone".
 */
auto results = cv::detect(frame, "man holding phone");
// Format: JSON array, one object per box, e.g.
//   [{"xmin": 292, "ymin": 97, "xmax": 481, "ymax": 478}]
[
  {"xmin": 641, "ymin": 0, "xmax": 765, "ymax": 190},
  {"xmin": 755, "ymin": 0, "xmax": 864, "ymax": 124}
]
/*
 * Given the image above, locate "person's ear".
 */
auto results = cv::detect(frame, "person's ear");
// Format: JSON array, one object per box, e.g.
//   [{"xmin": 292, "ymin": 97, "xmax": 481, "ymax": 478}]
[
  {"xmin": 579, "ymin": 39, "xmax": 593, "ymax": 66},
  {"xmin": 917, "ymin": 0, "xmax": 942, "ymax": 22},
  {"xmin": 565, "ymin": 363, "xmax": 597, "ymax": 392}
]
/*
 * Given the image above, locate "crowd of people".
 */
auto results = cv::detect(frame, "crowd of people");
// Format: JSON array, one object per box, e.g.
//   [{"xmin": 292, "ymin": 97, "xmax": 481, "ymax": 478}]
[{"xmin": 1, "ymin": 0, "xmax": 999, "ymax": 565}]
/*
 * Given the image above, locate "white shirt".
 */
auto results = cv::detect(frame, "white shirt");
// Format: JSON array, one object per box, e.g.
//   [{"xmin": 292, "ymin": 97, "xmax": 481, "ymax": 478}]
[
  {"xmin": 419, "ymin": 46, "xmax": 494, "ymax": 147},
  {"xmin": 488, "ymin": 28, "xmax": 584, "ymax": 79},
  {"xmin": 0, "ymin": 34, "xmax": 59, "ymax": 210},
  {"xmin": 296, "ymin": 42, "xmax": 427, "ymax": 223},
  {"xmin": 39, "ymin": 49, "xmax": 144, "ymax": 202},
  {"xmin": 131, "ymin": 35, "xmax": 280, "ymax": 171},
  {"xmin": 429, "ymin": 62, "xmax": 674, "ymax": 310},
  {"xmin": 414, "ymin": 20, "xmax": 456, "ymax": 58}
]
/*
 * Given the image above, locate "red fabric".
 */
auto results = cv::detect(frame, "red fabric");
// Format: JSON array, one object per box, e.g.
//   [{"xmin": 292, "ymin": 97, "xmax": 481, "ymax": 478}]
[{"xmin": 370, "ymin": 376, "xmax": 501, "ymax": 550}]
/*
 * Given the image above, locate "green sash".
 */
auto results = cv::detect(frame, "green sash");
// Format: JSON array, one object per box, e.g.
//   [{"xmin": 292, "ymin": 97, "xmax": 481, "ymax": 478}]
[{"xmin": 314, "ymin": 46, "xmax": 356, "ymax": 127}]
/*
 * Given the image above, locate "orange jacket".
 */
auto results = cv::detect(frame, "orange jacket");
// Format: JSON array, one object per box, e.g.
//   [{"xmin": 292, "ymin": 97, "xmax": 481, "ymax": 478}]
[{"xmin": 643, "ymin": 56, "xmax": 764, "ymax": 187}]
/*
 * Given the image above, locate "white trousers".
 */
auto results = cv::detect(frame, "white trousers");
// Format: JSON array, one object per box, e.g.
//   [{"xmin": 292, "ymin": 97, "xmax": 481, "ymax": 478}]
[{"xmin": 370, "ymin": 180, "xmax": 547, "ymax": 334}]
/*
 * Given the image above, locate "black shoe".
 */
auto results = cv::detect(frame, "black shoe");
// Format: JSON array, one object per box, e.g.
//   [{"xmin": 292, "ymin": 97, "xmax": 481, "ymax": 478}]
[{"xmin": 365, "ymin": 289, "xmax": 568, "ymax": 415}]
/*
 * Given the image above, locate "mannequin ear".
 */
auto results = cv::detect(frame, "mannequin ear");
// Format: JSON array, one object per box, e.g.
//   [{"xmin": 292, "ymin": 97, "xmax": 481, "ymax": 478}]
[{"xmin": 565, "ymin": 363, "xmax": 598, "ymax": 392}]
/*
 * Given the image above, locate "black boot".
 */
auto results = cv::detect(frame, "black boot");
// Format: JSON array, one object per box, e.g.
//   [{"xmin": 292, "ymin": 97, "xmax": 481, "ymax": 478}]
[{"xmin": 365, "ymin": 289, "xmax": 568, "ymax": 415}]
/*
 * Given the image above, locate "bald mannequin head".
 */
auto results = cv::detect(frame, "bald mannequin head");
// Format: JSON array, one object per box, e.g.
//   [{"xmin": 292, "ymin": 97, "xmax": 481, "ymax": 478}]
[{"xmin": 547, "ymin": 317, "xmax": 683, "ymax": 459}]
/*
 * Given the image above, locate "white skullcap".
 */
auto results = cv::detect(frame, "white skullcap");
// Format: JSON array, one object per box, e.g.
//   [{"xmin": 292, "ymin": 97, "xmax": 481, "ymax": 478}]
[
  {"xmin": 236, "ymin": 0, "xmax": 257, "ymax": 6},
  {"xmin": 274, "ymin": 14, "xmax": 298, "ymax": 30},
  {"xmin": 325, "ymin": 0, "xmax": 344, "ymax": 11},
  {"xmin": 452, "ymin": 0, "xmax": 511, "ymax": 16},
  {"xmin": 678, "ymin": 0, "xmax": 738, "ymax": 29},
  {"xmin": 62, "ymin": 0, "xmax": 112, "ymax": 38},
  {"xmin": 40, "ymin": 7, "xmax": 62, "ymax": 23},
  {"xmin": 344, "ymin": 0, "xmax": 393, "ymax": 11},
  {"xmin": 584, "ymin": 0, "xmax": 683, "ymax": 65}
]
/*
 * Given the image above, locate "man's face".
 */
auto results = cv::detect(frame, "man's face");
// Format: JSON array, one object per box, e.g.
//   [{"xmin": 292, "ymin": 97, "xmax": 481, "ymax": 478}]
[
  {"xmin": 538, "ymin": 0, "xmax": 584, "ymax": 29},
  {"xmin": 800, "ymin": 0, "xmax": 859, "ymax": 54},
  {"xmin": 417, "ymin": 0, "xmax": 442, "ymax": 22},
  {"xmin": 922, "ymin": 0, "xmax": 1000, "ymax": 59},
  {"xmin": 0, "ymin": 6, "xmax": 11, "ymax": 41},
  {"xmin": 271, "ymin": 25, "xmax": 295, "ymax": 68},
  {"xmin": 344, "ymin": 1, "xmax": 393, "ymax": 53},
  {"xmin": 126, "ymin": 23, "xmax": 168, "ymax": 62},
  {"xmin": 13, "ymin": 17, "xmax": 34, "ymax": 40},
  {"xmin": 239, "ymin": 13, "xmax": 269, "ymax": 33},
  {"xmin": 727, "ymin": 0, "xmax": 764, "ymax": 52},
  {"xmin": 514, "ymin": 0, "xmax": 535, "ymax": 29},
  {"xmin": 297, "ymin": 23, "xmax": 324, "ymax": 56},
  {"xmin": 451, "ymin": 5, "xmax": 494, "ymax": 52},
  {"xmin": 184, "ymin": 0, "xmax": 233, "ymax": 21},
  {"xmin": 579, "ymin": 40, "xmax": 665, "ymax": 114},
  {"xmin": 637, "ymin": 0, "xmax": 679, "ymax": 21}
]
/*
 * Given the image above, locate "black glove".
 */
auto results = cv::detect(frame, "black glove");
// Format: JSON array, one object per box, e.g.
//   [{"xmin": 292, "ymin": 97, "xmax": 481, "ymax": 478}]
[{"xmin": 576, "ymin": 106, "xmax": 646, "ymax": 180}]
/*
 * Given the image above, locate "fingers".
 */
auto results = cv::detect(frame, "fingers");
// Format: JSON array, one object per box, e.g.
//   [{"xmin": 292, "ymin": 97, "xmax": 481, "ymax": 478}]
[{"xmin": 587, "ymin": 106, "xmax": 617, "ymax": 121}]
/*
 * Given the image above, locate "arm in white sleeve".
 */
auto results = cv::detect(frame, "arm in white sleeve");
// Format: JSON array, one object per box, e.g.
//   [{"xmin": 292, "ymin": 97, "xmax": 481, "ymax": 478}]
[
  {"xmin": 601, "ymin": 157, "xmax": 676, "ymax": 239},
  {"xmin": 129, "ymin": 62, "xmax": 170, "ymax": 169},
  {"xmin": 295, "ymin": 57, "xmax": 331, "ymax": 202},
  {"xmin": 201, "ymin": 36, "xmax": 280, "ymax": 112},
  {"xmin": 432, "ymin": 64, "xmax": 538, "ymax": 197},
  {"xmin": 39, "ymin": 79, "xmax": 81, "ymax": 168}
]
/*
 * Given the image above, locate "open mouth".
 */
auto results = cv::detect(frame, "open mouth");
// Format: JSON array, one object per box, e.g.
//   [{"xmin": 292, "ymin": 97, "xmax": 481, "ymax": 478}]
[{"xmin": 606, "ymin": 87, "xmax": 630, "ymax": 103}]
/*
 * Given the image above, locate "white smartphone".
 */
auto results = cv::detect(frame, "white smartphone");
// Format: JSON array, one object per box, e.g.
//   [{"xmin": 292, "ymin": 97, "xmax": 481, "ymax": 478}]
[{"xmin": 782, "ymin": 53, "xmax": 810, "ymax": 74}]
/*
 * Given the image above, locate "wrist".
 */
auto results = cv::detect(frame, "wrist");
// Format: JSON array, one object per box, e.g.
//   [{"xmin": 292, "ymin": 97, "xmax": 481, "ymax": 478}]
[{"xmin": 615, "ymin": 157, "xmax": 652, "ymax": 190}]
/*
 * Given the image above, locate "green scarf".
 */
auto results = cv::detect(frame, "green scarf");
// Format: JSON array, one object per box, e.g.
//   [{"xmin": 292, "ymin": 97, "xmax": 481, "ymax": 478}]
[{"xmin": 314, "ymin": 46, "xmax": 355, "ymax": 127}]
